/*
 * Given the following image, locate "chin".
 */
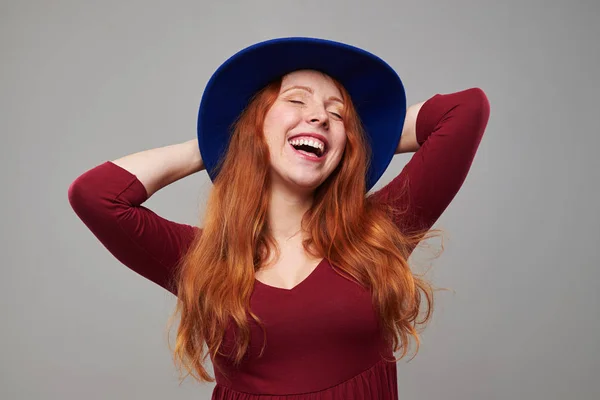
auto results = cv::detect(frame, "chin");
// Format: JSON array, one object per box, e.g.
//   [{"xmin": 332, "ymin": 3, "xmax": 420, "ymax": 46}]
[
  {"xmin": 287, "ymin": 175, "xmax": 324, "ymax": 190},
  {"xmin": 271, "ymin": 166, "xmax": 326, "ymax": 191},
  {"xmin": 292, "ymin": 179, "xmax": 321, "ymax": 190}
]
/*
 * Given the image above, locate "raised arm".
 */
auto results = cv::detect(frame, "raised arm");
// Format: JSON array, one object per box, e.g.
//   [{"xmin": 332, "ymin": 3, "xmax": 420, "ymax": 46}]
[
  {"xmin": 370, "ymin": 87, "xmax": 491, "ymax": 236},
  {"xmin": 67, "ymin": 139, "xmax": 204, "ymax": 296}
]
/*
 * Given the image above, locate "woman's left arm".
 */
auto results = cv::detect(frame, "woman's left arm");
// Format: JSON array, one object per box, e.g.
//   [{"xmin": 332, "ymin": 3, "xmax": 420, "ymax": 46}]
[{"xmin": 370, "ymin": 87, "xmax": 491, "ymax": 235}]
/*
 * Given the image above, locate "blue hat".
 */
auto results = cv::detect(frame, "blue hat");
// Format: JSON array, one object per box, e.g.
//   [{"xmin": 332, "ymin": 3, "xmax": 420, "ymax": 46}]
[{"xmin": 197, "ymin": 37, "xmax": 406, "ymax": 192}]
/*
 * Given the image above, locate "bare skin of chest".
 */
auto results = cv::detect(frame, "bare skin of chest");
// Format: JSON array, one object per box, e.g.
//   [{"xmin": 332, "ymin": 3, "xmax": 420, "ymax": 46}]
[{"xmin": 254, "ymin": 245, "xmax": 323, "ymax": 290}]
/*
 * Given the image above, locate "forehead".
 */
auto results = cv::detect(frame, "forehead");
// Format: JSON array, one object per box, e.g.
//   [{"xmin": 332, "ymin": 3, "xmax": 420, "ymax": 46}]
[{"xmin": 280, "ymin": 70, "xmax": 342, "ymax": 97}]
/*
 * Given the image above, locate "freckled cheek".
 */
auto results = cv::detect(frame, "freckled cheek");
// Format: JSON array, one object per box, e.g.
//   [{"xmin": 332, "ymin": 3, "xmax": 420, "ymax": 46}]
[
  {"xmin": 332, "ymin": 131, "xmax": 347, "ymax": 153},
  {"xmin": 265, "ymin": 111, "xmax": 299, "ymax": 138},
  {"xmin": 279, "ymin": 111, "xmax": 302, "ymax": 129},
  {"xmin": 263, "ymin": 131, "xmax": 289, "ymax": 157}
]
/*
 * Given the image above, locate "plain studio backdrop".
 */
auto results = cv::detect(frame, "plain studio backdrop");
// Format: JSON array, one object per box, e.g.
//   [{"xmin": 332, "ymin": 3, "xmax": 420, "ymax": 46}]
[{"xmin": 1, "ymin": 0, "xmax": 598, "ymax": 399}]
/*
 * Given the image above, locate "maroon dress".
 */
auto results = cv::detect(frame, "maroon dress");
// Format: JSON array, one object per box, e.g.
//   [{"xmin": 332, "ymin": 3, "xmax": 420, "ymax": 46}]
[{"xmin": 68, "ymin": 88, "xmax": 490, "ymax": 399}]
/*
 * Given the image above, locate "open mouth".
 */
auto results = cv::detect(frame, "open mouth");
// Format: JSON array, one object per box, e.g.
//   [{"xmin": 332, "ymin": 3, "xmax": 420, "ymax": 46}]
[{"xmin": 288, "ymin": 141, "xmax": 327, "ymax": 158}]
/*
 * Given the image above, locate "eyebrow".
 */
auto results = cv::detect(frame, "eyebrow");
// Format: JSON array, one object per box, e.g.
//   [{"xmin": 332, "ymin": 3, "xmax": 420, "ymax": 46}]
[{"xmin": 281, "ymin": 85, "xmax": 344, "ymax": 105}]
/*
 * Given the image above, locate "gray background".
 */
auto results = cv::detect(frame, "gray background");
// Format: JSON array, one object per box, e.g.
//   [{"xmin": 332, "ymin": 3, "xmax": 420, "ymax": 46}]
[{"xmin": 2, "ymin": 0, "xmax": 599, "ymax": 399}]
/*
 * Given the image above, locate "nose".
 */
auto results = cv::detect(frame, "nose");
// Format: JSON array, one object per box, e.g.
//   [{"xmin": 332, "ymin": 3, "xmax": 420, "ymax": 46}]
[{"xmin": 305, "ymin": 105, "xmax": 329, "ymax": 129}]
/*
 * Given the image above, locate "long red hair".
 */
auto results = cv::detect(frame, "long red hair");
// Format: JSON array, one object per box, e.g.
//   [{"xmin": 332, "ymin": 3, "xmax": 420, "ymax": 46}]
[{"xmin": 168, "ymin": 73, "xmax": 443, "ymax": 383}]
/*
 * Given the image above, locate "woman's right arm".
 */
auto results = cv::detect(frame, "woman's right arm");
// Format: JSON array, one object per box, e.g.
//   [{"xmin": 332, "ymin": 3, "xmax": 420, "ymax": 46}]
[{"xmin": 67, "ymin": 139, "xmax": 205, "ymax": 296}]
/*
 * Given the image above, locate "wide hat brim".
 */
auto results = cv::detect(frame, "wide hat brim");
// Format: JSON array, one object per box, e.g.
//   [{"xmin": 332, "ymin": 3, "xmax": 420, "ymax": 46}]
[{"xmin": 197, "ymin": 37, "xmax": 406, "ymax": 192}]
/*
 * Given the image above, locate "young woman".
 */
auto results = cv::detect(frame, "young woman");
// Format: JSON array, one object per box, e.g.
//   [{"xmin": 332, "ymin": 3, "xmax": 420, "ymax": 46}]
[{"xmin": 68, "ymin": 37, "xmax": 490, "ymax": 399}]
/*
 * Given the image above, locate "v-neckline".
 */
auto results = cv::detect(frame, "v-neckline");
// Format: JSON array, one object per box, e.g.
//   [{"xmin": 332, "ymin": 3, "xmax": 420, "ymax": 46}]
[{"xmin": 254, "ymin": 258, "xmax": 327, "ymax": 292}]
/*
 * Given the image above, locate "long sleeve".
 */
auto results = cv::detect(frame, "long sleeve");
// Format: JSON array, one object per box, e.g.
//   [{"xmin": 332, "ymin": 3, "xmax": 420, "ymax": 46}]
[
  {"xmin": 67, "ymin": 161, "xmax": 199, "ymax": 296},
  {"xmin": 370, "ymin": 87, "xmax": 491, "ymax": 236}
]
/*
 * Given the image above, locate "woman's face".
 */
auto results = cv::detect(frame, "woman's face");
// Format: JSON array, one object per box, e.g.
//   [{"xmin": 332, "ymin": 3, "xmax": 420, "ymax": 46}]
[{"xmin": 263, "ymin": 70, "xmax": 347, "ymax": 192}]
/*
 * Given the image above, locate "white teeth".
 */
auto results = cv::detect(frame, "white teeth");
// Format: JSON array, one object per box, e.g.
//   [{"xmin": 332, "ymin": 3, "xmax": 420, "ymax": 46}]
[{"xmin": 288, "ymin": 138, "xmax": 324, "ymax": 153}]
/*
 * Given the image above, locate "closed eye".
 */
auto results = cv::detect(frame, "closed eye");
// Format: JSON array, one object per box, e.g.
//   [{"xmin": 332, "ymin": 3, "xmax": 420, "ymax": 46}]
[{"xmin": 289, "ymin": 100, "xmax": 304, "ymax": 104}]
